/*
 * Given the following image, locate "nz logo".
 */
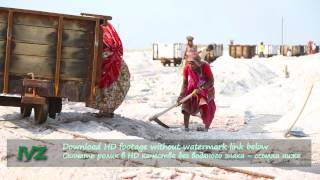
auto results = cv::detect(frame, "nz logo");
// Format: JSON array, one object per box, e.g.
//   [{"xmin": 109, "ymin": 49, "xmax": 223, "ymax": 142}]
[{"xmin": 17, "ymin": 145, "xmax": 47, "ymax": 161}]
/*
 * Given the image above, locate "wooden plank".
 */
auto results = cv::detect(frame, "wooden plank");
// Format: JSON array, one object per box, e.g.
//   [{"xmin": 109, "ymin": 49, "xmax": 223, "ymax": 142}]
[
  {"xmin": 0, "ymin": 22, "xmax": 7, "ymax": 40},
  {"xmin": 62, "ymin": 46, "xmax": 90, "ymax": 59},
  {"xmin": 13, "ymin": 12, "xmax": 58, "ymax": 28},
  {"xmin": 23, "ymin": 79, "xmax": 50, "ymax": 89},
  {"xmin": 63, "ymin": 18, "xmax": 94, "ymax": 32},
  {"xmin": 13, "ymin": 24, "xmax": 57, "ymax": 45},
  {"xmin": 12, "ymin": 42, "xmax": 56, "ymax": 57},
  {"xmin": 62, "ymin": 29, "xmax": 93, "ymax": 48},
  {"xmin": 21, "ymin": 95, "xmax": 46, "ymax": 105},
  {"xmin": 54, "ymin": 16, "xmax": 63, "ymax": 96},
  {"xmin": 80, "ymin": 13, "xmax": 112, "ymax": 21},
  {"xmin": 0, "ymin": 96, "xmax": 21, "ymax": 107},
  {"xmin": 9, "ymin": 55, "xmax": 55, "ymax": 77},
  {"xmin": 95, "ymin": 24, "xmax": 104, "ymax": 91},
  {"xmin": 3, "ymin": 11, "xmax": 13, "ymax": 94},
  {"xmin": 60, "ymin": 59, "xmax": 88, "ymax": 78}
]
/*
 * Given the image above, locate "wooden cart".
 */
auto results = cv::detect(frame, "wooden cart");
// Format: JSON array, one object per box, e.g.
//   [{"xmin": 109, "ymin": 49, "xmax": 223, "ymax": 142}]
[
  {"xmin": 152, "ymin": 43, "xmax": 183, "ymax": 66},
  {"xmin": 0, "ymin": 7, "xmax": 111, "ymax": 124}
]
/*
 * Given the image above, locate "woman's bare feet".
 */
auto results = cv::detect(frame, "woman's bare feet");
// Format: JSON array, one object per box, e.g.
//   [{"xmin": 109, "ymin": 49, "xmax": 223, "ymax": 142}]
[{"xmin": 196, "ymin": 127, "xmax": 208, "ymax": 132}]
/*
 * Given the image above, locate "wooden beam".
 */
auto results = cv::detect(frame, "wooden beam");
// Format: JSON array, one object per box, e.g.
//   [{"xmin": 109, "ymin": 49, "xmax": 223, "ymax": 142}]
[
  {"xmin": 95, "ymin": 24, "xmax": 103, "ymax": 91},
  {"xmin": 0, "ymin": 7, "xmax": 112, "ymax": 22},
  {"xmin": 3, "ymin": 11, "xmax": 13, "ymax": 94},
  {"xmin": 0, "ymin": 96, "xmax": 21, "ymax": 107},
  {"xmin": 89, "ymin": 19, "xmax": 100, "ymax": 103},
  {"xmin": 80, "ymin": 13, "xmax": 112, "ymax": 20},
  {"xmin": 54, "ymin": 16, "xmax": 63, "ymax": 96},
  {"xmin": 23, "ymin": 79, "xmax": 50, "ymax": 89}
]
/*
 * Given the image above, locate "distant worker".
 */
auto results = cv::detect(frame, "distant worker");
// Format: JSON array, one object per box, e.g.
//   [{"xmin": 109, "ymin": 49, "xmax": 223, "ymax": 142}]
[
  {"xmin": 204, "ymin": 44, "xmax": 216, "ymax": 63},
  {"xmin": 312, "ymin": 42, "xmax": 317, "ymax": 54},
  {"xmin": 307, "ymin": 41, "xmax": 314, "ymax": 54},
  {"xmin": 184, "ymin": 36, "xmax": 199, "ymax": 63},
  {"xmin": 258, "ymin": 42, "xmax": 265, "ymax": 58}
]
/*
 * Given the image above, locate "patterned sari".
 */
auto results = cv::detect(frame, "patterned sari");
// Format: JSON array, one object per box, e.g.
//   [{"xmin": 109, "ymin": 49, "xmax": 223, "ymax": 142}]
[{"xmin": 90, "ymin": 22, "xmax": 130, "ymax": 114}]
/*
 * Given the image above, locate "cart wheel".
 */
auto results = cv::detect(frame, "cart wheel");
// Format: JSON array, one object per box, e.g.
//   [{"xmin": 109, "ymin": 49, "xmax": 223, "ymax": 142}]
[
  {"xmin": 48, "ymin": 98, "xmax": 62, "ymax": 119},
  {"xmin": 56, "ymin": 98, "xmax": 62, "ymax": 113},
  {"xmin": 48, "ymin": 106, "xmax": 56, "ymax": 119},
  {"xmin": 20, "ymin": 105, "xmax": 32, "ymax": 118},
  {"xmin": 34, "ymin": 104, "xmax": 48, "ymax": 124}
]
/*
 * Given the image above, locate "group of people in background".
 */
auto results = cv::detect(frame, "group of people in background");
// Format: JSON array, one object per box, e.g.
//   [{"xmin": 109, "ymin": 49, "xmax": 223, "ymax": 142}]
[
  {"xmin": 184, "ymin": 36, "xmax": 219, "ymax": 64},
  {"xmin": 258, "ymin": 41, "xmax": 318, "ymax": 58},
  {"xmin": 308, "ymin": 41, "xmax": 318, "ymax": 54}
]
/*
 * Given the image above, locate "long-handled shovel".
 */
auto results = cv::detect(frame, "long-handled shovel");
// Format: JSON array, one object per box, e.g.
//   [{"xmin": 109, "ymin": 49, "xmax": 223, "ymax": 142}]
[
  {"xmin": 149, "ymin": 90, "xmax": 197, "ymax": 128},
  {"xmin": 284, "ymin": 84, "xmax": 313, "ymax": 138}
]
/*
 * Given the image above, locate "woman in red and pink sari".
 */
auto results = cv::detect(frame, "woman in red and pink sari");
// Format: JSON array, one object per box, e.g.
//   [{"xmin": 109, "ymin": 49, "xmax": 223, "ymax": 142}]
[
  {"xmin": 178, "ymin": 55, "xmax": 216, "ymax": 132},
  {"xmin": 90, "ymin": 22, "xmax": 130, "ymax": 118}
]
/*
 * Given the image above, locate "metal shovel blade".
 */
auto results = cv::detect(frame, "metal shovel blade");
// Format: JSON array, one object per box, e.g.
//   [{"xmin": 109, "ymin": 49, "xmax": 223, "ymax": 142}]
[
  {"xmin": 150, "ymin": 117, "xmax": 170, "ymax": 128},
  {"xmin": 288, "ymin": 130, "xmax": 308, "ymax": 137}
]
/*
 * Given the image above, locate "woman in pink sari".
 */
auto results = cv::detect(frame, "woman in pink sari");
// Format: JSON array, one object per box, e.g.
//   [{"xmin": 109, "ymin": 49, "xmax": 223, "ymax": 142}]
[{"xmin": 178, "ymin": 55, "xmax": 216, "ymax": 132}]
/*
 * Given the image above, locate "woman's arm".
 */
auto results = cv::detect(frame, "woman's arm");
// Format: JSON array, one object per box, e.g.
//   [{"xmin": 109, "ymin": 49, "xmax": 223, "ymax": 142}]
[
  {"xmin": 179, "ymin": 78, "xmax": 188, "ymax": 96},
  {"xmin": 199, "ymin": 63, "xmax": 214, "ymax": 90}
]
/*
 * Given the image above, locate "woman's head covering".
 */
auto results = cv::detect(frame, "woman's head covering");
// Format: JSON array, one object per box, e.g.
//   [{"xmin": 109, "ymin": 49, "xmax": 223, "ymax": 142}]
[
  {"xmin": 186, "ymin": 35, "xmax": 194, "ymax": 41},
  {"xmin": 187, "ymin": 54, "xmax": 201, "ymax": 67}
]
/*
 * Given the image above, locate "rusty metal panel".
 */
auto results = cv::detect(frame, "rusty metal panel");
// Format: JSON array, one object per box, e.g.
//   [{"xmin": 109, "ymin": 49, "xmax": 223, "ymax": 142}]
[
  {"xmin": 13, "ymin": 24, "xmax": 57, "ymax": 45},
  {"xmin": 13, "ymin": 12, "xmax": 58, "ymax": 28},
  {"xmin": 62, "ymin": 29, "xmax": 93, "ymax": 48},
  {"xmin": 60, "ymin": 59, "xmax": 88, "ymax": 78},
  {"xmin": 0, "ymin": 22, "xmax": 7, "ymax": 40},
  {"xmin": 9, "ymin": 55, "xmax": 55, "ymax": 77},
  {"xmin": 63, "ymin": 18, "xmax": 94, "ymax": 32},
  {"xmin": 62, "ymin": 47, "xmax": 90, "ymax": 59},
  {"xmin": 12, "ymin": 42, "xmax": 56, "ymax": 57}
]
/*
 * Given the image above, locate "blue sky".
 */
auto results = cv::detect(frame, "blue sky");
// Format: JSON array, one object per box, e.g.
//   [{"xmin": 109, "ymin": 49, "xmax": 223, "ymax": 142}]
[{"xmin": 1, "ymin": 0, "xmax": 319, "ymax": 48}]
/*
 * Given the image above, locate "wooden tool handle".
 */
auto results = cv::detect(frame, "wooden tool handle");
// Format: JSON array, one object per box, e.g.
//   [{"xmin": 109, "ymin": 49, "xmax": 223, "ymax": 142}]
[{"xmin": 149, "ymin": 90, "xmax": 197, "ymax": 120}]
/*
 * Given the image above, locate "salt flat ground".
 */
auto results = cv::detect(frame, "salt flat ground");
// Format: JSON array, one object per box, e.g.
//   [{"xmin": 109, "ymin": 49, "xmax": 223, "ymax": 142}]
[{"xmin": 0, "ymin": 50, "xmax": 320, "ymax": 180}]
